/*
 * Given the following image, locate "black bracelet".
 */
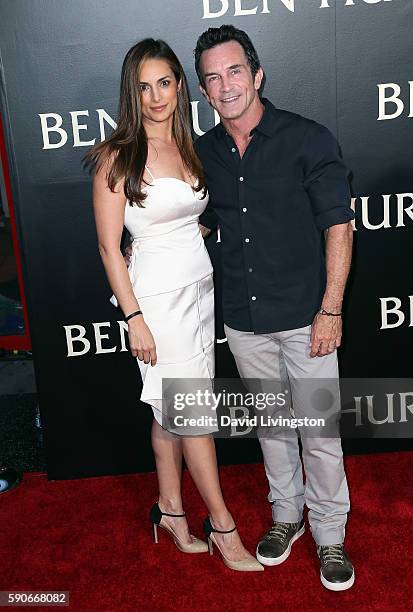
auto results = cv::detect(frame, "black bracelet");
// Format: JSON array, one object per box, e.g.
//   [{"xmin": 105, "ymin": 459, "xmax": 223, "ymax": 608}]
[
  {"xmin": 124, "ymin": 310, "xmax": 142, "ymax": 322},
  {"xmin": 319, "ymin": 308, "xmax": 342, "ymax": 317}
]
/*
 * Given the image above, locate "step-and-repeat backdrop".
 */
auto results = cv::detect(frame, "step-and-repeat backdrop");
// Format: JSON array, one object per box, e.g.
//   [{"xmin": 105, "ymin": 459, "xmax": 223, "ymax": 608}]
[{"xmin": 0, "ymin": 0, "xmax": 411, "ymax": 479}]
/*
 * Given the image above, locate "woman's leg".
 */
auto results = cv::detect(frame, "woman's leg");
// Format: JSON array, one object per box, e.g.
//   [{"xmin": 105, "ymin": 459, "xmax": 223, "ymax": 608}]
[
  {"xmin": 182, "ymin": 435, "xmax": 253, "ymax": 561},
  {"xmin": 151, "ymin": 419, "xmax": 192, "ymax": 544}
]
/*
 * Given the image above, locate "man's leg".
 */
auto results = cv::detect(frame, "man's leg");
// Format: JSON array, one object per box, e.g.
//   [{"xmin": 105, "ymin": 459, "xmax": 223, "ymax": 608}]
[
  {"xmin": 273, "ymin": 324, "xmax": 350, "ymax": 545},
  {"xmin": 224, "ymin": 324, "xmax": 305, "ymax": 525},
  {"xmin": 275, "ymin": 324, "xmax": 354, "ymax": 590}
]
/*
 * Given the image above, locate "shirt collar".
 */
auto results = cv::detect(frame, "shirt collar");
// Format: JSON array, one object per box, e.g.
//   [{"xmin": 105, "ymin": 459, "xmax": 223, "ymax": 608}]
[{"xmin": 215, "ymin": 97, "xmax": 278, "ymax": 140}]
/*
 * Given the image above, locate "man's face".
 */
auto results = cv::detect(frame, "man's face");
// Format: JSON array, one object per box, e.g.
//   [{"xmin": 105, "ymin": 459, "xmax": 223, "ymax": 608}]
[{"xmin": 199, "ymin": 40, "xmax": 263, "ymax": 121}]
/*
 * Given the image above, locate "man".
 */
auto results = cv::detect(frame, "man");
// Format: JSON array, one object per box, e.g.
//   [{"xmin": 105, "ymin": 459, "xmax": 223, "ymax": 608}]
[{"xmin": 194, "ymin": 25, "xmax": 355, "ymax": 591}]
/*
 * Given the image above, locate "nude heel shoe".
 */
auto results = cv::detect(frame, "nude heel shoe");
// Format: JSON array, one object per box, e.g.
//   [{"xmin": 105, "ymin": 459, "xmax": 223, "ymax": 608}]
[
  {"xmin": 203, "ymin": 516, "xmax": 264, "ymax": 571},
  {"xmin": 150, "ymin": 502, "xmax": 208, "ymax": 553}
]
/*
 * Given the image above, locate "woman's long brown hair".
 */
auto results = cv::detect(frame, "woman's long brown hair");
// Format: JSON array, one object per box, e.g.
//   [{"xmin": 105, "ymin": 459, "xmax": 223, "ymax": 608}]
[{"xmin": 83, "ymin": 38, "xmax": 205, "ymax": 207}]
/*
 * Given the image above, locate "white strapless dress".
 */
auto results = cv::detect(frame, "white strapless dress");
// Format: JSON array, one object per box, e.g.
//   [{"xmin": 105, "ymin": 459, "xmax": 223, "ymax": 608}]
[{"xmin": 109, "ymin": 169, "xmax": 216, "ymax": 434}]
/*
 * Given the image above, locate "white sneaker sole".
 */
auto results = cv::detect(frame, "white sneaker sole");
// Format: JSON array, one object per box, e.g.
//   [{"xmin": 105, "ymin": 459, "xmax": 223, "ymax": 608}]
[
  {"xmin": 256, "ymin": 525, "xmax": 305, "ymax": 566},
  {"xmin": 320, "ymin": 569, "xmax": 355, "ymax": 591}
]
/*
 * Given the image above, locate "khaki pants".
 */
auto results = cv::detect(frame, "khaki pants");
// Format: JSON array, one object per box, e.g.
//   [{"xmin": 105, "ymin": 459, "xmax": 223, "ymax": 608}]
[{"xmin": 224, "ymin": 322, "xmax": 350, "ymax": 546}]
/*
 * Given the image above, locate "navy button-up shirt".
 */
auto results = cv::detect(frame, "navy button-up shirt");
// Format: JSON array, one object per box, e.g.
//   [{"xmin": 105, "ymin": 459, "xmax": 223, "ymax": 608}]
[{"xmin": 195, "ymin": 98, "xmax": 354, "ymax": 334}]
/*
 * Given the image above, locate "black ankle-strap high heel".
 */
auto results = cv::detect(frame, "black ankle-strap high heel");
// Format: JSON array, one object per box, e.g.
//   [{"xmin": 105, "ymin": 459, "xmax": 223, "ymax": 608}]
[
  {"xmin": 150, "ymin": 502, "xmax": 185, "ymax": 533},
  {"xmin": 203, "ymin": 516, "xmax": 264, "ymax": 572},
  {"xmin": 149, "ymin": 502, "xmax": 208, "ymax": 553},
  {"xmin": 203, "ymin": 516, "xmax": 236, "ymax": 539}
]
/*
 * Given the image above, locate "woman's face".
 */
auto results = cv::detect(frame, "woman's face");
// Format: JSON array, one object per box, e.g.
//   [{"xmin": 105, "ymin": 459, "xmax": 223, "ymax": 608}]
[{"xmin": 138, "ymin": 58, "xmax": 179, "ymax": 125}]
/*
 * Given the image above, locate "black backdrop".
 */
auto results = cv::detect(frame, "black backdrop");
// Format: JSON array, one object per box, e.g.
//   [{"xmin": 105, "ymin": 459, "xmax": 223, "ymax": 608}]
[{"xmin": 0, "ymin": 0, "xmax": 412, "ymax": 479}]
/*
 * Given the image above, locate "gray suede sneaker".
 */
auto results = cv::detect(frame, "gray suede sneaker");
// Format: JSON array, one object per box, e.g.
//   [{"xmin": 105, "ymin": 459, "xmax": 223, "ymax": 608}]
[
  {"xmin": 317, "ymin": 544, "xmax": 355, "ymax": 591},
  {"xmin": 256, "ymin": 519, "xmax": 305, "ymax": 566}
]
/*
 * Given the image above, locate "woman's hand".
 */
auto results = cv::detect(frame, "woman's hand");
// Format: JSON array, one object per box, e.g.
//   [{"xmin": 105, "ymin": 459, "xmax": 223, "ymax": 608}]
[
  {"xmin": 123, "ymin": 244, "xmax": 133, "ymax": 267},
  {"xmin": 128, "ymin": 316, "xmax": 157, "ymax": 366},
  {"xmin": 199, "ymin": 223, "xmax": 211, "ymax": 238}
]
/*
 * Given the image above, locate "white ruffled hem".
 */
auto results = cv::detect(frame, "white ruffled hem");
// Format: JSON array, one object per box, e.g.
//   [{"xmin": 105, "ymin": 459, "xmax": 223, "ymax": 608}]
[{"xmin": 138, "ymin": 342, "xmax": 216, "ymax": 434}]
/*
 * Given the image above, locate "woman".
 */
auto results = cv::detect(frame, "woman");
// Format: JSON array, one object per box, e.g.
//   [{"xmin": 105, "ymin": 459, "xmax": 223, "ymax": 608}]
[{"xmin": 85, "ymin": 38, "xmax": 262, "ymax": 572}]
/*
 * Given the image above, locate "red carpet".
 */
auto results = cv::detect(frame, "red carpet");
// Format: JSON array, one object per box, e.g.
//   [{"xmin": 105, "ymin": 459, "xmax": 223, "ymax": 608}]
[{"xmin": 1, "ymin": 452, "xmax": 412, "ymax": 611}]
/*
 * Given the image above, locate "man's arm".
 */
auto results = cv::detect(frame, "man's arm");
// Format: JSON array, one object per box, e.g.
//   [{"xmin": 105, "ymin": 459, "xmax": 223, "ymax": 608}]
[
  {"xmin": 194, "ymin": 136, "xmax": 219, "ymax": 238},
  {"xmin": 323, "ymin": 223, "xmax": 353, "ymax": 314},
  {"xmin": 198, "ymin": 185, "xmax": 219, "ymax": 238},
  {"xmin": 310, "ymin": 222, "xmax": 353, "ymax": 357},
  {"xmin": 301, "ymin": 121, "xmax": 355, "ymax": 357}
]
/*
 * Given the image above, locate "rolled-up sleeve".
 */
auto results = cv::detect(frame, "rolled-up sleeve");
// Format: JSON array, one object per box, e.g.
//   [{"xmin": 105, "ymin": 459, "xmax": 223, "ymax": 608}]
[{"xmin": 302, "ymin": 122, "xmax": 354, "ymax": 231}]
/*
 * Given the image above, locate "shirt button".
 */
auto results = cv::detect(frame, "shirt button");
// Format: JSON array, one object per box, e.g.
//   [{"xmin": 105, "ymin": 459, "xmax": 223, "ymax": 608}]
[
  {"xmin": 231, "ymin": 147, "xmax": 236, "ymax": 153},
  {"xmin": 251, "ymin": 296, "xmax": 257, "ymax": 301},
  {"xmin": 239, "ymin": 176, "xmax": 244, "ymax": 182},
  {"xmin": 244, "ymin": 238, "xmax": 250, "ymax": 243},
  {"xmin": 248, "ymin": 267, "xmax": 253, "ymax": 272},
  {"xmin": 242, "ymin": 207, "xmax": 247, "ymax": 213}
]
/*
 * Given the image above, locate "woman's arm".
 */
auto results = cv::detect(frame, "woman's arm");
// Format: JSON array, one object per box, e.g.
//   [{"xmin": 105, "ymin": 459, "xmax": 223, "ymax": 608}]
[
  {"xmin": 93, "ymin": 156, "xmax": 157, "ymax": 365},
  {"xmin": 93, "ymin": 155, "xmax": 138, "ymax": 316}
]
